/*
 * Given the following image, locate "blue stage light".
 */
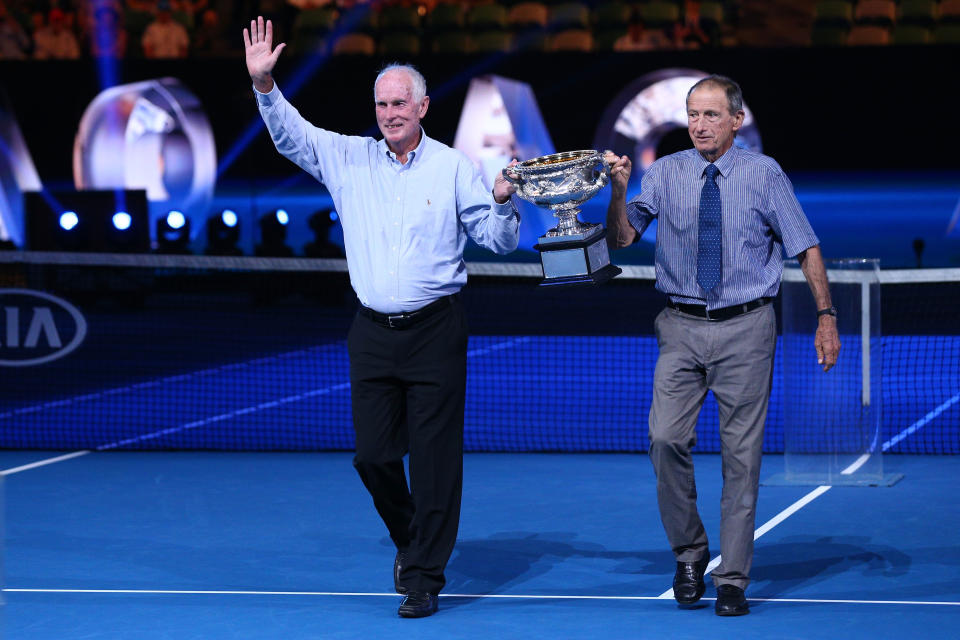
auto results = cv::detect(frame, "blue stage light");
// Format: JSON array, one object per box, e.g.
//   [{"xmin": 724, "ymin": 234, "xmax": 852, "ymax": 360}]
[
  {"xmin": 112, "ymin": 212, "xmax": 132, "ymax": 230},
  {"xmin": 206, "ymin": 210, "xmax": 242, "ymax": 255},
  {"xmin": 329, "ymin": 211, "xmax": 338, "ymax": 221},
  {"xmin": 276, "ymin": 209, "xmax": 289, "ymax": 225},
  {"xmin": 166, "ymin": 210, "xmax": 186, "ymax": 230},
  {"xmin": 59, "ymin": 211, "xmax": 79, "ymax": 231}
]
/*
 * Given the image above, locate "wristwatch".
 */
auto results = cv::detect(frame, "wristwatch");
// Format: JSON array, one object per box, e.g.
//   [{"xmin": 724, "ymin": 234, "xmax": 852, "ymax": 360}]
[{"xmin": 817, "ymin": 306, "xmax": 838, "ymax": 318}]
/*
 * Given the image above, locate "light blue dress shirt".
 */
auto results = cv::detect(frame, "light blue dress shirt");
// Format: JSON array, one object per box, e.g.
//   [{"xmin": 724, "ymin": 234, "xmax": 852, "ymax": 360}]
[
  {"xmin": 627, "ymin": 145, "xmax": 819, "ymax": 310},
  {"xmin": 256, "ymin": 84, "xmax": 520, "ymax": 313}
]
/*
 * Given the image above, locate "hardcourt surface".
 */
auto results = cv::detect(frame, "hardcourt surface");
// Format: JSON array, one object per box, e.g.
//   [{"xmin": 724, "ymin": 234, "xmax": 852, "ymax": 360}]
[{"xmin": 2, "ymin": 451, "xmax": 960, "ymax": 639}]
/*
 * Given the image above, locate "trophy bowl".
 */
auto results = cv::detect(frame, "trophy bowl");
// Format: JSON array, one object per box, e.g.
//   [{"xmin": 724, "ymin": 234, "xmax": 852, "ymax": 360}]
[
  {"xmin": 502, "ymin": 150, "xmax": 621, "ymax": 286},
  {"xmin": 502, "ymin": 150, "xmax": 609, "ymax": 236}
]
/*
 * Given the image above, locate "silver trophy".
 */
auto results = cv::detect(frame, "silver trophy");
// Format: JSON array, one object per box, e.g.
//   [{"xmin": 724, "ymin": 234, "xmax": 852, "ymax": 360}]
[{"xmin": 503, "ymin": 150, "xmax": 621, "ymax": 286}]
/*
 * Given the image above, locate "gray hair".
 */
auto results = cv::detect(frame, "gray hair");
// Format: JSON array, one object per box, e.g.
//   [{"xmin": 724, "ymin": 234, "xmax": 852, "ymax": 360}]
[
  {"xmin": 374, "ymin": 63, "xmax": 427, "ymax": 104},
  {"xmin": 686, "ymin": 74, "xmax": 743, "ymax": 115}
]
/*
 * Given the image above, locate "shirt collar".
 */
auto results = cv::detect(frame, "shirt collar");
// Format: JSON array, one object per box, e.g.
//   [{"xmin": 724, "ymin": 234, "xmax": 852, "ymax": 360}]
[
  {"xmin": 380, "ymin": 126, "xmax": 428, "ymax": 165},
  {"xmin": 696, "ymin": 143, "xmax": 739, "ymax": 178}
]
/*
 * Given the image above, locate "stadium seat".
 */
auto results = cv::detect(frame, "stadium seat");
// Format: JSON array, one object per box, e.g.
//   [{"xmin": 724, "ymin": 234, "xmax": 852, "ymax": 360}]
[
  {"xmin": 513, "ymin": 28, "xmax": 548, "ymax": 50},
  {"xmin": 939, "ymin": 0, "xmax": 960, "ymax": 23},
  {"xmin": 638, "ymin": 1, "xmax": 680, "ymax": 29},
  {"xmin": 425, "ymin": 3, "xmax": 465, "ymax": 32},
  {"xmin": 933, "ymin": 22, "xmax": 960, "ymax": 42},
  {"xmin": 379, "ymin": 31, "xmax": 420, "ymax": 55},
  {"xmin": 854, "ymin": 0, "xmax": 896, "ymax": 27},
  {"xmin": 810, "ymin": 23, "xmax": 849, "ymax": 45},
  {"xmin": 337, "ymin": 6, "xmax": 378, "ymax": 34},
  {"xmin": 430, "ymin": 30, "xmax": 472, "ymax": 53},
  {"xmin": 467, "ymin": 4, "xmax": 508, "ymax": 31},
  {"xmin": 890, "ymin": 24, "xmax": 933, "ymax": 45},
  {"xmin": 897, "ymin": 0, "xmax": 938, "ymax": 27},
  {"xmin": 291, "ymin": 7, "xmax": 338, "ymax": 54},
  {"xmin": 891, "ymin": 24, "xmax": 932, "ymax": 44},
  {"xmin": 846, "ymin": 23, "xmax": 891, "ymax": 44},
  {"xmin": 548, "ymin": 28, "xmax": 593, "ymax": 50},
  {"xmin": 593, "ymin": 27, "xmax": 627, "ymax": 50},
  {"xmin": 332, "ymin": 32, "xmax": 377, "ymax": 55},
  {"xmin": 592, "ymin": 1, "xmax": 631, "ymax": 31},
  {"xmin": 812, "ymin": 0, "xmax": 854, "ymax": 27},
  {"xmin": 472, "ymin": 29, "xmax": 514, "ymax": 52},
  {"xmin": 548, "ymin": 2, "xmax": 591, "ymax": 31},
  {"xmin": 509, "ymin": 2, "xmax": 549, "ymax": 30},
  {"xmin": 378, "ymin": 5, "xmax": 421, "ymax": 33}
]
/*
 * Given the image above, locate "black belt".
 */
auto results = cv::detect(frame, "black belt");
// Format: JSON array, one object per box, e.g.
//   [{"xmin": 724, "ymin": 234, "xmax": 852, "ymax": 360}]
[
  {"xmin": 357, "ymin": 294, "xmax": 457, "ymax": 329},
  {"xmin": 667, "ymin": 297, "xmax": 772, "ymax": 322}
]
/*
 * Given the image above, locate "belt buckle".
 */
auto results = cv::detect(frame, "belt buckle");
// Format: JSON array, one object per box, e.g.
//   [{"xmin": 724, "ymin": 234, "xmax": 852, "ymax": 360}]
[{"xmin": 387, "ymin": 313, "xmax": 404, "ymax": 328}]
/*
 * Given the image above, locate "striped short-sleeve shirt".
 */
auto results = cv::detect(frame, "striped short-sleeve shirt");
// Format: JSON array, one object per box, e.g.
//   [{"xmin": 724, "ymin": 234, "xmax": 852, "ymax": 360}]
[{"xmin": 626, "ymin": 144, "xmax": 819, "ymax": 310}]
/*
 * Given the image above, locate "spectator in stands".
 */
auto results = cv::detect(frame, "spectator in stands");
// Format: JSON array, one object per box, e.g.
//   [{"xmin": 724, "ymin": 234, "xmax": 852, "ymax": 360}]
[
  {"xmin": 173, "ymin": 0, "xmax": 208, "ymax": 21},
  {"xmin": 142, "ymin": 0, "xmax": 190, "ymax": 58},
  {"xmin": 192, "ymin": 7, "xmax": 231, "ymax": 55},
  {"xmin": 613, "ymin": 19, "xmax": 674, "ymax": 51},
  {"xmin": 0, "ymin": 2, "xmax": 30, "ymax": 59},
  {"xmin": 33, "ymin": 7, "xmax": 80, "ymax": 58},
  {"xmin": 87, "ymin": 6, "xmax": 127, "ymax": 57},
  {"xmin": 675, "ymin": 0, "xmax": 710, "ymax": 48},
  {"xmin": 127, "ymin": 0, "xmax": 160, "ymax": 11}
]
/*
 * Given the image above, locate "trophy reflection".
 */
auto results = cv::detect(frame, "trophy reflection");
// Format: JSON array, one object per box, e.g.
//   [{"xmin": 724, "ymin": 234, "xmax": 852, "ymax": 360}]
[{"xmin": 503, "ymin": 150, "xmax": 621, "ymax": 286}]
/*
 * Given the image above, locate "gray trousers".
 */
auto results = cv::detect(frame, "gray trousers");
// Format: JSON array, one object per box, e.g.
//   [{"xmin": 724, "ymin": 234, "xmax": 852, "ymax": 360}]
[{"xmin": 648, "ymin": 303, "xmax": 776, "ymax": 590}]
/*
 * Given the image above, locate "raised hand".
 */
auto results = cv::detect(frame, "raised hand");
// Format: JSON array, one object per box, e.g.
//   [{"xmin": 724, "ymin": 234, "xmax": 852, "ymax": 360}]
[{"xmin": 243, "ymin": 16, "xmax": 285, "ymax": 93}]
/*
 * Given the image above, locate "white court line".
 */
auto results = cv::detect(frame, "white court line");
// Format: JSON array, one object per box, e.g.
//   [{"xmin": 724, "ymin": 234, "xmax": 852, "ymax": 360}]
[
  {"xmin": 0, "ymin": 450, "xmax": 91, "ymax": 476},
  {"xmin": 882, "ymin": 390, "xmax": 960, "ymax": 451},
  {"xmin": 3, "ymin": 588, "xmax": 959, "ymax": 607},
  {"xmin": 97, "ymin": 382, "xmax": 353, "ymax": 450}
]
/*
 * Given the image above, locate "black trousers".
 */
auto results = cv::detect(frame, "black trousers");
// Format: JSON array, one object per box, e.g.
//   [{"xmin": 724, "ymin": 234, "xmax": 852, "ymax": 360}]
[{"xmin": 347, "ymin": 295, "xmax": 467, "ymax": 595}]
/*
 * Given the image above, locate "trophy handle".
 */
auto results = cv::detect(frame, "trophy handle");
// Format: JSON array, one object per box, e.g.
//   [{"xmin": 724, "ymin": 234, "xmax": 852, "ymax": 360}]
[
  {"xmin": 501, "ymin": 166, "xmax": 521, "ymax": 185},
  {"xmin": 592, "ymin": 153, "xmax": 611, "ymax": 190}
]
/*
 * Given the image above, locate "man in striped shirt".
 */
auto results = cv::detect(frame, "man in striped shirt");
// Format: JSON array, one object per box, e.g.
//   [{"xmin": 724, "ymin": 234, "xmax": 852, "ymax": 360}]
[{"xmin": 605, "ymin": 74, "xmax": 841, "ymax": 616}]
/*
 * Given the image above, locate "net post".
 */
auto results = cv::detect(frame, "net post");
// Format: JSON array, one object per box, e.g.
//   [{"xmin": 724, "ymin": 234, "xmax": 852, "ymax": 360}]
[{"xmin": 862, "ymin": 279, "xmax": 871, "ymax": 408}]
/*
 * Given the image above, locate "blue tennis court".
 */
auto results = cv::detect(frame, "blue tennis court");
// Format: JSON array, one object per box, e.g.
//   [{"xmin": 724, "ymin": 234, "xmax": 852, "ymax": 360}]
[
  {"xmin": 3, "ymin": 450, "xmax": 959, "ymax": 639},
  {"xmin": 2, "ymin": 255, "xmax": 959, "ymax": 638}
]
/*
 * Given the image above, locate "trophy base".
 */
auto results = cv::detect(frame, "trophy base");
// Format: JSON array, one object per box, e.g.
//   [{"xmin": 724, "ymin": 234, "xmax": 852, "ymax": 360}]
[
  {"xmin": 533, "ymin": 226, "xmax": 622, "ymax": 287},
  {"xmin": 536, "ymin": 263, "xmax": 623, "ymax": 287}
]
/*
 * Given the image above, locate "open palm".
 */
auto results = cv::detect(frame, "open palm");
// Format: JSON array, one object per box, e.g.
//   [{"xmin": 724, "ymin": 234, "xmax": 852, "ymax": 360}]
[{"xmin": 243, "ymin": 16, "xmax": 285, "ymax": 89}]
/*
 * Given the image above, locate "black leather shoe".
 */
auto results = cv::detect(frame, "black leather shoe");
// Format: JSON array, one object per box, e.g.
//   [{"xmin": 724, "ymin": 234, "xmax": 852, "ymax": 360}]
[
  {"xmin": 673, "ymin": 556, "xmax": 709, "ymax": 604},
  {"xmin": 394, "ymin": 551, "xmax": 407, "ymax": 594},
  {"xmin": 398, "ymin": 591, "xmax": 439, "ymax": 618},
  {"xmin": 715, "ymin": 584, "xmax": 749, "ymax": 616}
]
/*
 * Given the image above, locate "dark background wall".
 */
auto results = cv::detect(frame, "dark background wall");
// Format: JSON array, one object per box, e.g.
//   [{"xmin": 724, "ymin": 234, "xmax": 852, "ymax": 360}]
[{"xmin": 1, "ymin": 45, "xmax": 954, "ymax": 187}]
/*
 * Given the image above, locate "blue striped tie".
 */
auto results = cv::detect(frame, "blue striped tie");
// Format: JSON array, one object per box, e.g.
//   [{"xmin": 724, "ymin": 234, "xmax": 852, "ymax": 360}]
[{"xmin": 696, "ymin": 164, "xmax": 722, "ymax": 291}]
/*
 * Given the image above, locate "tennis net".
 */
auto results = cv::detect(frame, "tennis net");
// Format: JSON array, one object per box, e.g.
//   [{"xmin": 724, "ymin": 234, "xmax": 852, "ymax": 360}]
[{"xmin": 0, "ymin": 251, "xmax": 957, "ymax": 454}]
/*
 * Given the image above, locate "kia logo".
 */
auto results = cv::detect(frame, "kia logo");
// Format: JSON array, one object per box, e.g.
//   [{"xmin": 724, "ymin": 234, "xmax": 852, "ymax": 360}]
[{"xmin": 0, "ymin": 289, "xmax": 87, "ymax": 366}]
